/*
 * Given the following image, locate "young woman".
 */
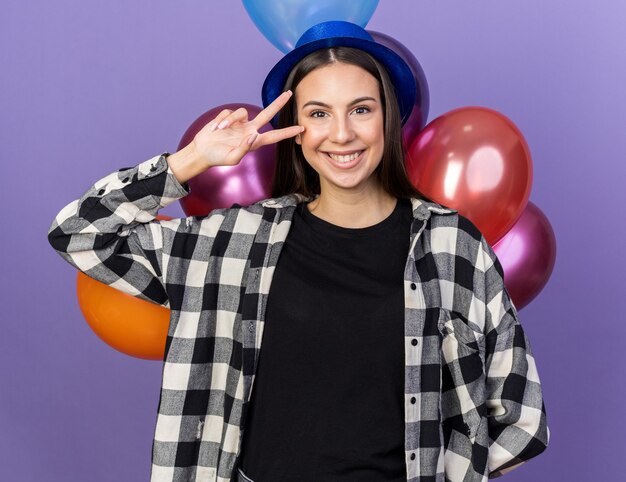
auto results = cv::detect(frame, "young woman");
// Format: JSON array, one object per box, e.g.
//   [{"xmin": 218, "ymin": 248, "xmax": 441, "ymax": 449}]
[{"xmin": 48, "ymin": 21, "xmax": 548, "ymax": 482}]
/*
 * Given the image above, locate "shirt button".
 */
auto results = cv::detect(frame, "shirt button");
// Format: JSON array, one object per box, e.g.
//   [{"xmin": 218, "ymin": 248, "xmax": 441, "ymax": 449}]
[
  {"xmin": 248, "ymin": 322, "xmax": 254, "ymax": 332},
  {"xmin": 264, "ymin": 224, "xmax": 270, "ymax": 232},
  {"xmin": 97, "ymin": 189, "xmax": 105, "ymax": 196},
  {"xmin": 411, "ymin": 338, "xmax": 418, "ymax": 346},
  {"xmin": 410, "ymin": 283, "xmax": 417, "ymax": 290},
  {"xmin": 410, "ymin": 453, "xmax": 416, "ymax": 460},
  {"xmin": 410, "ymin": 397, "xmax": 416, "ymax": 404}
]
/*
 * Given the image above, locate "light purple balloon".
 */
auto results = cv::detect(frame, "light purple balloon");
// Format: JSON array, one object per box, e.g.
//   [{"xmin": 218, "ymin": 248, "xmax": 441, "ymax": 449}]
[
  {"xmin": 368, "ymin": 30, "xmax": 430, "ymax": 146},
  {"xmin": 493, "ymin": 201, "xmax": 557, "ymax": 311},
  {"xmin": 177, "ymin": 103, "xmax": 276, "ymax": 216}
]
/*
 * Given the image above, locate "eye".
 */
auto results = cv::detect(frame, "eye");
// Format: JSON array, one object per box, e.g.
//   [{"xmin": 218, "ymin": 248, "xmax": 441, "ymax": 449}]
[
  {"xmin": 353, "ymin": 106, "xmax": 371, "ymax": 115},
  {"xmin": 310, "ymin": 110, "xmax": 327, "ymax": 118}
]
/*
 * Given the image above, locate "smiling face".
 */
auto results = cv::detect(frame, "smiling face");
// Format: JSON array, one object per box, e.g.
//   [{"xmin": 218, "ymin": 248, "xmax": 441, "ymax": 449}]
[{"xmin": 294, "ymin": 62, "xmax": 385, "ymax": 195}]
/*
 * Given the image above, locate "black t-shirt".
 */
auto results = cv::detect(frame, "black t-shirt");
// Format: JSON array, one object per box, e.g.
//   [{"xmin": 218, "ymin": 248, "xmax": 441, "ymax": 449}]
[{"xmin": 238, "ymin": 199, "xmax": 413, "ymax": 481}]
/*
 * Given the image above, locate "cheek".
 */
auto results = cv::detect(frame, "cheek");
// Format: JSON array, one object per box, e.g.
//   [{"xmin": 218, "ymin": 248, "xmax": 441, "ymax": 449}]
[
  {"xmin": 366, "ymin": 122, "xmax": 385, "ymax": 149},
  {"xmin": 299, "ymin": 126, "xmax": 326, "ymax": 150}
]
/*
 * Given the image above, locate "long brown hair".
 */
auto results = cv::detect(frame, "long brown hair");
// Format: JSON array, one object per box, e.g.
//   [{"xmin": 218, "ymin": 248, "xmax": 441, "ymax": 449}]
[{"xmin": 271, "ymin": 46, "xmax": 428, "ymax": 201}]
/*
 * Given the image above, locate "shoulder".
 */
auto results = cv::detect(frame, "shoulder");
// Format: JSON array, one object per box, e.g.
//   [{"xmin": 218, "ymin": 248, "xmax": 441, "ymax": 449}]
[
  {"xmin": 432, "ymin": 211, "xmax": 483, "ymax": 244},
  {"xmin": 413, "ymin": 197, "xmax": 481, "ymax": 240},
  {"xmin": 418, "ymin": 202, "xmax": 493, "ymax": 262},
  {"xmin": 192, "ymin": 193, "xmax": 307, "ymax": 232}
]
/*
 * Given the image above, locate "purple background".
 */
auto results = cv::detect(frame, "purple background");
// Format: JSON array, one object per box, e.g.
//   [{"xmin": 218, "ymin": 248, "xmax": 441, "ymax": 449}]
[{"xmin": 3, "ymin": 0, "xmax": 624, "ymax": 480}]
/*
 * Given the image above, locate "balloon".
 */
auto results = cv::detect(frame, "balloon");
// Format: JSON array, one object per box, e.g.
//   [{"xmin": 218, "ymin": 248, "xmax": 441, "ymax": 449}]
[
  {"xmin": 75, "ymin": 214, "xmax": 173, "ymax": 360},
  {"xmin": 177, "ymin": 104, "xmax": 276, "ymax": 216},
  {"xmin": 76, "ymin": 274, "xmax": 169, "ymax": 360},
  {"xmin": 493, "ymin": 202, "xmax": 556, "ymax": 310},
  {"xmin": 406, "ymin": 106, "xmax": 533, "ymax": 245},
  {"xmin": 242, "ymin": 0, "xmax": 379, "ymax": 53},
  {"xmin": 368, "ymin": 30, "xmax": 429, "ymax": 145}
]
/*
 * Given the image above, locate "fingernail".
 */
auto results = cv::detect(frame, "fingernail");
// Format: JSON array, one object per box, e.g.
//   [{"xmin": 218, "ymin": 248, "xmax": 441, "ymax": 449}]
[
  {"xmin": 247, "ymin": 133, "xmax": 258, "ymax": 145},
  {"xmin": 218, "ymin": 120, "xmax": 229, "ymax": 129}
]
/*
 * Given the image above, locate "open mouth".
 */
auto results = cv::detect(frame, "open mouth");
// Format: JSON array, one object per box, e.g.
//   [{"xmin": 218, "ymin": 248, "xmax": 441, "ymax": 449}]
[{"xmin": 325, "ymin": 150, "xmax": 364, "ymax": 164}]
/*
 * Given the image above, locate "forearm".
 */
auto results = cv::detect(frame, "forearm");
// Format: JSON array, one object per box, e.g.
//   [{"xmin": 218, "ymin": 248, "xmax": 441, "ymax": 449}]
[
  {"xmin": 48, "ymin": 154, "xmax": 187, "ymax": 243},
  {"xmin": 485, "ymin": 321, "xmax": 548, "ymax": 476},
  {"xmin": 47, "ymin": 154, "xmax": 191, "ymax": 306}
]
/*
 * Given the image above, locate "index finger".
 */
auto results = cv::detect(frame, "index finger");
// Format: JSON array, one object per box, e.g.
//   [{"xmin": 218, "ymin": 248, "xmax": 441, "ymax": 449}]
[{"xmin": 251, "ymin": 90, "xmax": 293, "ymax": 129}]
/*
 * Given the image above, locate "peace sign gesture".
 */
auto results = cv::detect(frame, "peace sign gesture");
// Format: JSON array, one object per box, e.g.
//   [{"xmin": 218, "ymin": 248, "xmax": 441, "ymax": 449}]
[{"xmin": 167, "ymin": 91, "xmax": 303, "ymax": 184}]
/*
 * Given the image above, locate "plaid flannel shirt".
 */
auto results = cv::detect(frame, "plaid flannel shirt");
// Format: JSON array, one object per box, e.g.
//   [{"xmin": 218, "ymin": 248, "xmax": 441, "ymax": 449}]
[{"xmin": 48, "ymin": 154, "xmax": 548, "ymax": 482}]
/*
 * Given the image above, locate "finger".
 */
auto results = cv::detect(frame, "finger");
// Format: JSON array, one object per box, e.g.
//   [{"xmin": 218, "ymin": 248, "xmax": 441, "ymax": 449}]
[
  {"xmin": 224, "ymin": 133, "xmax": 258, "ymax": 165},
  {"xmin": 251, "ymin": 90, "xmax": 293, "ymax": 129},
  {"xmin": 216, "ymin": 107, "xmax": 249, "ymax": 130},
  {"xmin": 254, "ymin": 125, "xmax": 304, "ymax": 148},
  {"xmin": 207, "ymin": 109, "xmax": 233, "ymax": 132}
]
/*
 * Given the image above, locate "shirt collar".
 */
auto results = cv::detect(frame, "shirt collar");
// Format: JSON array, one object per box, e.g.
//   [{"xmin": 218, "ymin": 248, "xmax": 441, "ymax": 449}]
[{"xmin": 410, "ymin": 197, "xmax": 457, "ymax": 220}]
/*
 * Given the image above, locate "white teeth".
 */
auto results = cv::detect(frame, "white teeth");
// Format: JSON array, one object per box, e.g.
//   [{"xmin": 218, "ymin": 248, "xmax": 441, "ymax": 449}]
[{"xmin": 327, "ymin": 151, "xmax": 362, "ymax": 163}]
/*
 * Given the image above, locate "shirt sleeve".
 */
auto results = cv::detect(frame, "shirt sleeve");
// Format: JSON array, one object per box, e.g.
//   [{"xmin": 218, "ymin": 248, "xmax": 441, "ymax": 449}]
[
  {"xmin": 473, "ymin": 232, "xmax": 550, "ymax": 477},
  {"xmin": 47, "ymin": 153, "xmax": 191, "ymax": 308}
]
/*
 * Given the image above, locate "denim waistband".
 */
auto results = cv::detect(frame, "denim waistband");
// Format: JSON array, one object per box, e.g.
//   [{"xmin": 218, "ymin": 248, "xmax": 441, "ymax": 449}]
[{"xmin": 236, "ymin": 467, "xmax": 255, "ymax": 482}]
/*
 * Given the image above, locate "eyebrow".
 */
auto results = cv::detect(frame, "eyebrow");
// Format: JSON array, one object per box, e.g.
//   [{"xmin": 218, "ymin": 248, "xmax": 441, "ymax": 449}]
[{"xmin": 302, "ymin": 96, "xmax": 378, "ymax": 109}]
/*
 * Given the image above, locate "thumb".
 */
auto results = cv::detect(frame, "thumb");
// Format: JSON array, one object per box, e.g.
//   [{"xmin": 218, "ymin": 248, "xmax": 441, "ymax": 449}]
[{"xmin": 224, "ymin": 133, "xmax": 258, "ymax": 165}]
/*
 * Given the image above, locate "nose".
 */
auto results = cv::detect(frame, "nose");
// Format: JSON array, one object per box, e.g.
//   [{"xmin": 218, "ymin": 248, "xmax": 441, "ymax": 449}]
[{"xmin": 328, "ymin": 115, "xmax": 355, "ymax": 144}]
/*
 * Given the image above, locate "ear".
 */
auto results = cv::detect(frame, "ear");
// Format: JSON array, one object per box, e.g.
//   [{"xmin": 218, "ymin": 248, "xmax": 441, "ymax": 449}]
[{"xmin": 295, "ymin": 133, "xmax": 302, "ymax": 145}]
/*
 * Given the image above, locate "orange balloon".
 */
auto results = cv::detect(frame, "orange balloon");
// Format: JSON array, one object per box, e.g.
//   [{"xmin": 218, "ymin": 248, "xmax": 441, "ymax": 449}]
[
  {"xmin": 76, "ymin": 273, "xmax": 170, "ymax": 359},
  {"xmin": 406, "ymin": 107, "xmax": 532, "ymax": 245},
  {"xmin": 75, "ymin": 214, "xmax": 172, "ymax": 360}
]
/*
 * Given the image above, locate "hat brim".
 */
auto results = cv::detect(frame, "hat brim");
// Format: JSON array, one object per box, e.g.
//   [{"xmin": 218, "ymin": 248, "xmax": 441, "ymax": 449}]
[{"xmin": 262, "ymin": 37, "xmax": 417, "ymax": 128}]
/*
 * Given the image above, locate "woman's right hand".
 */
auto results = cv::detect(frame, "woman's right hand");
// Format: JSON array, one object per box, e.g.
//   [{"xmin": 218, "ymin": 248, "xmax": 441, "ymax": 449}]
[{"xmin": 167, "ymin": 91, "xmax": 304, "ymax": 184}]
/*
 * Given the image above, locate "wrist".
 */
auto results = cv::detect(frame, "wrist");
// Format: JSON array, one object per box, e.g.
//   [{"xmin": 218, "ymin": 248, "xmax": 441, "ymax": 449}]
[{"xmin": 166, "ymin": 142, "xmax": 208, "ymax": 184}]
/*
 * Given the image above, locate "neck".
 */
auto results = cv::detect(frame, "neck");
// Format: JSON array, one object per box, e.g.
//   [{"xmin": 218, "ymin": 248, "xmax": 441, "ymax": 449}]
[{"xmin": 307, "ymin": 181, "xmax": 397, "ymax": 228}]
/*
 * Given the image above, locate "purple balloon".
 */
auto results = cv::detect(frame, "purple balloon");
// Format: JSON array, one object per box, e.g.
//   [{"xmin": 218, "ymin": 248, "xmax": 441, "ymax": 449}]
[
  {"xmin": 368, "ymin": 30, "xmax": 430, "ymax": 146},
  {"xmin": 493, "ymin": 202, "xmax": 557, "ymax": 310},
  {"xmin": 177, "ymin": 103, "xmax": 276, "ymax": 216}
]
